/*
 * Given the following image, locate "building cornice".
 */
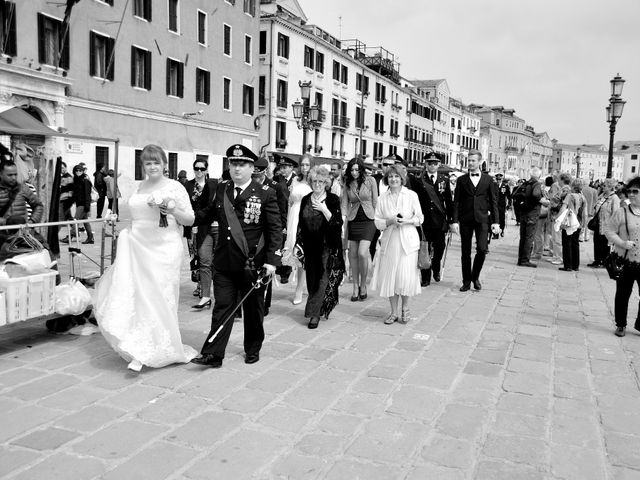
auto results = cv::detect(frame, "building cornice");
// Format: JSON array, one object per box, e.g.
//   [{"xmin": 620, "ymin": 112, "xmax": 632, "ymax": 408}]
[{"xmin": 67, "ymin": 97, "xmax": 258, "ymax": 137}]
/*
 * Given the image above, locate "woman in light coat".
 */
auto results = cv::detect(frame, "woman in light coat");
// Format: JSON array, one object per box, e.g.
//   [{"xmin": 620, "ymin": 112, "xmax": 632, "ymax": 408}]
[{"xmin": 371, "ymin": 165, "xmax": 424, "ymax": 325}]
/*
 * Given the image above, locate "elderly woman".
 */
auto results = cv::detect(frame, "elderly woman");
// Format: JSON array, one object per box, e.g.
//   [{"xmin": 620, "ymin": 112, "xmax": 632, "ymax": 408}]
[
  {"xmin": 341, "ymin": 156, "xmax": 378, "ymax": 302},
  {"xmin": 558, "ymin": 179, "xmax": 586, "ymax": 272},
  {"xmin": 371, "ymin": 165, "xmax": 424, "ymax": 325},
  {"xmin": 296, "ymin": 166, "xmax": 344, "ymax": 329},
  {"xmin": 605, "ymin": 176, "xmax": 640, "ymax": 337},
  {"xmin": 588, "ymin": 178, "xmax": 620, "ymax": 268}
]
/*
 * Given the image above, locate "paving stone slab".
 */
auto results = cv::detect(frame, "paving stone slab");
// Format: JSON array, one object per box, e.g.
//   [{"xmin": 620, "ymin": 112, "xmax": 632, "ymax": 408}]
[
  {"xmin": 167, "ymin": 410, "xmax": 244, "ymax": 448},
  {"xmin": 0, "ymin": 448, "xmax": 42, "ymax": 478},
  {"xmin": 268, "ymin": 452, "xmax": 327, "ymax": 480},
  {"xmin": 482, "ymin": 433, "xmax": 547, "ymax": 467},
  {"xmin": 73, "ymin": 420, "xmax": 167, "ymax": 459},
  {"xmin": 405, "ymin": 464, "xmax": 465, "ymax": 480},
  {"xmin": 490, "ymin": 411, "xmax": 547, "ymax": 438},
  {"xmin": 11, "ymin": 426, "xmax": 80, "ymax": 451},
  {"xmin": 421, "ymin": 434, "xmax": 475, "ymax": 469},
  {"xmin": 324, "ymin": 458, "xmax": 399, "ymax": 480},
  {"xmin": 435, "ymin": 403, "xmax": 488, "ymax": 439},
  {"xmin": 386, "ymin": 385, "xmax": 444, "ymax": 422},
  {"xmin": 551, "ymin": 414, "xmax": 601, "ymax": 449},
  {"xmin": 12, "ymin": 452, "xmax": 106, "ymax": 480},
  {"xmin": 0, "ymin": 404, "xmax": 60, "ymax": 442},
  {"xmin": 136, "ymin": 393, "xmax": 208, "ymax": 425},
  {"xmin": 474, "ymin": 459, "xmax": 547, "ymax": 480},
  {"xmin": 550, "ymin": 445, "xmax": 606, "ymax": 480}
]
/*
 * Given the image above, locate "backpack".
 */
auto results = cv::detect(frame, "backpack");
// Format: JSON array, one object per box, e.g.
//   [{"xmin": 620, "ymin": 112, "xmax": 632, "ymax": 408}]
[{"xmin": 512, "ymin": 180, "xmax": 537, "ymax": 212}]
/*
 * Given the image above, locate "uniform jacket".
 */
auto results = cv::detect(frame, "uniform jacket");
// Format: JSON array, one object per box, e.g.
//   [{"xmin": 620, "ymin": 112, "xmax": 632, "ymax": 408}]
[
  {"xmin": 414, "ymin": 172, "xmax": 453, "ymax": 231},
  {"xmin": 0, "ymin": 181, "xmax": 44, "ymax": 225},
  {"xmin": 453, "ymin": 173, "xmax": 499, "ymax": 225},
  {"xmin": 196, "ymin": 180, "xmax": 282, "ymax": 273},
  {"xmin": 262, "ymin": 177, "xmax": 288, "ymax": 230},
  {"xmin": 496, "ymin": 181, "xmax": 511, "ymax": 210},
  {"xmin": 341, "ymin": 175, "xmax": 378, "ymax": 221}
]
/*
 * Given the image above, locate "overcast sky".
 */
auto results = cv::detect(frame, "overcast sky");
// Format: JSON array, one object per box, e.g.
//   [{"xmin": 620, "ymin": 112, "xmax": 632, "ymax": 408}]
[{"xmin": 301, "ymin": 0, "xmax": 639, "ymax": 145}]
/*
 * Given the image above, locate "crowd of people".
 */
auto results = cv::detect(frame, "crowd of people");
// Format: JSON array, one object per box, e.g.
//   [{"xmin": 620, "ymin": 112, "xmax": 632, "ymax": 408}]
[{"xmin": 50, "ymin": 141, "xmax": 637, "ymax": 372}]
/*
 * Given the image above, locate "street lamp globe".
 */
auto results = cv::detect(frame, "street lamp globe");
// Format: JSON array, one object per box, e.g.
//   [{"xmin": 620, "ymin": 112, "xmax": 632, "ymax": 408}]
[
  {"xmin": 292, "ymin": 100, "xmax": 303, "ymax": 121},
  {"xmin": 611, "ymin": 74, "xmax": 625, "ymax": 97},
  {"xmin": 610, "ymin": 96, "xmax": 626, "ymax": 119},
  {"xmin": 309, "ymin": 104, "xmax": 320, "ymax": 123},
  {"xmin": 606, "ymin": 105, "xmax": 612, "ymax": 123},
  {"xmin": 298, "ymin": 81, "xmax": 312, "ymax": 101}
]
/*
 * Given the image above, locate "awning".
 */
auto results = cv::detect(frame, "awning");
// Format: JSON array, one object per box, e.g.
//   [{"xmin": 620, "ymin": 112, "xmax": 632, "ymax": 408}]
[{"xmin": 0, "ymin": 106, "xmax": 59, "ymax": 136}]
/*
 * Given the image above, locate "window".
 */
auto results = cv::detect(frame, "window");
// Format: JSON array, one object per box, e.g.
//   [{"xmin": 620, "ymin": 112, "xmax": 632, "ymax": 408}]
[
  {"xmin": 277, "ymin": 33, "xmax": 289, "ymax": 58},
  {"xmin": 133, "ymin": 0, "xmax": 152, "ymax": 21},
  {"xmin": 340, "ymin": 65, "xmax": 348, "ymax": 85},
  {"xmin": 375, "ymin": 82, "xmax": 387, "ymax": 103},
  {"xmin": 259, "ymin": 30, "xmax": 266, "ymax": 54},
  {"xmin": 131, "ymin": 46, "xmax": 151, "ymax": 89},
  {"xmin": 275, "ymin": 121, "xmax": 286, "ymax": 146},
  {"xmin": 244, "ymin": 35, "xmax": 251, "ymax": 64},
  {"xmin": 96, "ymin": 146, "xmax": 109, "ymax": 170},
  {"xmin": 37, "ymin": 13, "xmax": 69, "ymax": 69},
  {"xmin": 197, "ymin": 10, "xmax": 206, "ymax": 45},
  {"xmin": 134, "ymin": 149, "xmax": 144, "ymax": 180},
  {"xmin": 168, "ymin": 0, "xmax": 179, "ymax": 33},
  {"xmin": 195, "ymin": 68, "xmax": 210, "ymax": 104},
  {"xmin": 332, "ymin": 61, "xmax": 340, "ymax": 81},
  {"xmin": 304, "ymin": 45, "xmax": 314, "ymax": 69},
  {"xmin": 243, "ymin": 84, "xmax": 254, "ymax": 115},
  {"xmin": 223, "ymin": 77, "xmax": 231, "ymax": 110},
  {"xmin": 355, "ymin": 107, "xmax": 365, "ymax": 129},
  {"xmin": 168, "ymin": 152, "xmax": 178, "ymax": 179},
  {"xmin": 223, "ymin": 24, "xmax": 231, "ymax": 56},
  {"xmin": 243, "ymin": 0, "xmax": 255, "ymax": 16},
  {"xmin": 166, "ymin": 58, "xmax": 184, "ymax": 97},
  {"xmin": 0, "ymin": 2, "xmax": 17, "ymax": 57},
  {"xmin": 315, "ymin": 51, "xmax": 324, "ymax": 74},
  {"xmin": 315, "ymin": 92, "xmax": 323, "ymax": 110},
  {"xmin": 276, "ymin": 79, "xmax": 287, "ymax": 109},
  {"xmin": 632, "ymin": 154, "xmax": 638, "ymax": 160},
  {"xmin": 258, "ymin": 76, "xmax": 266, "ymax": 107},
  {"xmin": 89, "ymin": 31, "xmax": 114, "ymax": 80}
]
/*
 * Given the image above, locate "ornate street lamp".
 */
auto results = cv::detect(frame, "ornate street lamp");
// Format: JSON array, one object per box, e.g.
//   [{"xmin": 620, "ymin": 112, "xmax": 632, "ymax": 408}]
[
  {"xmin": 606, "ymin": 74, "xmax": 626, "ymax": 178},
  {"xmin": 575, "ymin": 147, "xmax": 581, "ymax": 179},
  {"xmin": 291, "ymin": 81, "xmax": 321, "ymax": 155}
]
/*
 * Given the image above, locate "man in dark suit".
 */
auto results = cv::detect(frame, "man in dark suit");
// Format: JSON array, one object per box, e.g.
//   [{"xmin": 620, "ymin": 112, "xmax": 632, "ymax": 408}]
[
  {"xmin": 272, "ymin": 153, "xmax": 297, "ymax": 283},
  {"xmin": 191, "ymin": 144, "xmax": 282, "ymax": 368},
  {"xmin": 451, "ymin": 150, "xmax": 500, "ymax": 292},
  {"xmin": 495, "ymin": 173, "xmax": 511, "ymax": 237},
  {"xmin": 414, "ymin": 151, "xmax": 453, "ymax": 286}
]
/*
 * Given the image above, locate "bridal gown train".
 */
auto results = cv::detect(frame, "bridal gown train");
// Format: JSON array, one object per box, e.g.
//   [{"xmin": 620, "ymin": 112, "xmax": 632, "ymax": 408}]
[{"xmin": 95, "ymin": 180, "xmax": 197, "ymax": 368}]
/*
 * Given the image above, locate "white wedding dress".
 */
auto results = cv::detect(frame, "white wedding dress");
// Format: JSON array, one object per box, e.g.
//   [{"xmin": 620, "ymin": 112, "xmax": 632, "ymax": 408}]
[
  {"xmin": 95, "ymin": 180, "xmax": 197, "ymax": 368},
  {"xmin": 282, "ymin": 177, "xmax": 312, "ymax": 267}
]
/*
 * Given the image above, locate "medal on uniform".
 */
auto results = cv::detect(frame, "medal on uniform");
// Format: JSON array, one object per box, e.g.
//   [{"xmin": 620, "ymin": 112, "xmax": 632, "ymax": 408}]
[{"xmin": 244, "ymin": 196, "xmax": 262, "ymax": 224}]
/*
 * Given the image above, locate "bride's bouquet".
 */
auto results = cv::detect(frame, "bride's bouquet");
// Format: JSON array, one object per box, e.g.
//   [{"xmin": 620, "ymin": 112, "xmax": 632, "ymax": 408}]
[{"xmin": 147, "ymin": 191, "xmax": 176, "ymax": 228}]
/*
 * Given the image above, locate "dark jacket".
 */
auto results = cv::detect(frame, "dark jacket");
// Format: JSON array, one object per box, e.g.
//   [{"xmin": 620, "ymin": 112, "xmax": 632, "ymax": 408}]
[
  {"xmin": 0, "ymin": 181, "xmax": 44, "ymax": 225},
  {"xmin": 262, "ymin": 177, "xmax": 288, "ymax": 232},
  {"xmin": 414, "ymin": 172, "xmax": 453, "ymax": 231},
  {"xmin": 196, "ymin": 180, "xmax": 282, "ymax": 272},
  {"xmin": 496, "ymin": 181, "xmax": 511, "ymax": 210},
  {"xmin": 184, "ymin": 178, "xmax": 218, "ymax": 237},
  {"xmin": 453, "ymin": 173, "xmax": 499, "ymax": 225},
  {"xmin": 93, "ymin": 170, "xmax": 107, "ymax": 196},
  {"xmin": 72, "ymin": 176, "xmax": 93, "ymax": 210}
]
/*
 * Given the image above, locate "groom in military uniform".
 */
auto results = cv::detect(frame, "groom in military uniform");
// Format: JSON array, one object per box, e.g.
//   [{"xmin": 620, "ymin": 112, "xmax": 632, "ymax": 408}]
[{"xmin": 191, "ymin": 144, "xmax": 282, "ymax": 368}]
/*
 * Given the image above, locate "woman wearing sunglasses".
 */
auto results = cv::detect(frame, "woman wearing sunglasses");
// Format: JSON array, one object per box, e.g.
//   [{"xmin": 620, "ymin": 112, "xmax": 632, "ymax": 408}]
[
  {"xmin": 185, "ymin": 159, "xmax": 218, "ymax": 309},
  {"xmin": 606, "ymin": 177, "xmax": 640, "ymax": 337}
]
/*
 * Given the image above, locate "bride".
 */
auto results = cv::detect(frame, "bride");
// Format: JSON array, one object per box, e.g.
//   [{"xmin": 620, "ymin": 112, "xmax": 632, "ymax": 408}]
[{"xmin": 94, "ymin": 144, "xmax": 197, "ymax": 371}]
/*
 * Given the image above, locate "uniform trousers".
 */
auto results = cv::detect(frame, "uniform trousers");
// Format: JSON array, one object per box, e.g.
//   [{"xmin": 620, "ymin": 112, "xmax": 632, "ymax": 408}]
[{"xmin": 201, "ymin": 270, "xmax": 266, "ymax": 358}]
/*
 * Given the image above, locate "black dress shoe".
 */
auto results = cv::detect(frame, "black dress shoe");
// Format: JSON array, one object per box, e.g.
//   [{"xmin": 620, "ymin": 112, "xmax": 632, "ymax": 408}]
[
  {"xmin": 245, "ymin": 353, "xmax": 260, "ymax": 364},
  {"xmin": 190, "ymin": 354, "xmax": 223, "ymax": 368},
  {"xmin": 587, "ymin": 262, "xmax": 601, "ymax": 268},
  {"xmin": 421, "ymin": 280, "xmax": 430, "ymax": 287},
  {"xmin": 308, "ymin": 317, "xmax": 320, "ymax": 329},
  {"xmin": 280, "ymin": 277, "xmax": 289, "ymax": 284},
  {"xmin": 473, "ymin": 279, "xmax": 482, "ymax": 290},
  {"xmin": 460, "ymin": 283, "xmax": 471, "ymax": 292},
  {"xmin": 634, "ymin": 322, "xmax": 640, "ymax": 333},
  {"xmin": 615, "ymin": 326, "xmax": 626, "ymax": 337},
  {"xmin": 558, "ymin": 267, "xmax": 573, "ymax": 272},
  {"xmin": 518, "ymin": 262, "xmax": 537, "ymax": 268},
  {"xmin": 433, "ymin": 273, "xmax": 440, "ymax": 282}
]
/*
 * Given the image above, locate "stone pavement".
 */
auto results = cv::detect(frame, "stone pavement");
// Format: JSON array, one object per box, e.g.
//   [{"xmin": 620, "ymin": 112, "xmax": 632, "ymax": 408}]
[{"xmin": 2, "ymin": 219, "xmax": 640, "ymax": 480}]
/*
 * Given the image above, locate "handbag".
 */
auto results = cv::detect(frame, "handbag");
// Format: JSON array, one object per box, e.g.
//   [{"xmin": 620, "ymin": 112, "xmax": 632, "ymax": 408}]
[
  {"xmin": 417, "ymin": 226, "xmax": 432, "ymax": 269},
  {"xmin": 604, "ymin": 208, "xmax": 629, "ymax": 281},
  {"xmin": 90, "ymin": 186, "xmax": 99, "ymax": 203},
  {"xmin": 587, "ymin": 205, "xmax": 602, "ymax": 231},
  {"xmin": 190, "ymin": 256, "xmax": 200, "ymax": 283}
]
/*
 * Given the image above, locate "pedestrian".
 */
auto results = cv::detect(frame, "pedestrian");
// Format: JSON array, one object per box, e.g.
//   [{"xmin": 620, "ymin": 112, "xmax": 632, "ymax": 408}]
[
  {"xmin": 341, "ymin": 156, "xmax": 378, "ymax": 301},
  {"xmin": 532, "ymin": 176, "xmax": 553, "ymax": 259},
  {"xmin": 495, "ymin": 172, "xmax": 510, "ymax": 236},
  {"xmin": 185, "ymin": 158, "xmax": 218, "ymax": 309},
  {"xmin": 371, "ymin": 164, "xmax": 423, "ymax": 324},
  {"xmin": 94, "ymin": 144, "xmax": 197, "ymax": 371},
  {"xmin": 581, "ymin": 181, "xmax": 598, "ymax": 242},
  {"xmin": 93, "ymin": 164, "xmax": 107, "ymax": 218},
  {"xmin": 59, "ymin": 160, "xmax": 74, "ymax": 221},
  {"xmin": 62, "ymin": 164, "xmax": 94, "ymax": 244},
  {"xmin": 414, "ymin": 151, "xmax": 453, "ymax": 286},
  {"xmin": 273, "ymin": 153, "xmax": 298, "ymax": 284},
  {"xmin": 558, "ymin": 179, "xmax": 586, "ymax": 272},
  {"xmin": 191, "ymin": 144, "xmax": 282, "ymax": 368},
  {"xmin": 177, "ymin": 170, "xmax": 188, "ymax": 186},
  {"xmin": 517, "ymin": 166, "xmax": 547, "ymax": 268},
  {"xmin": 104, "ymin": 168, "xmax": 121, "ymax": 215},
  {"xmin": 281, "ymin": 154, "xmax": 312, "ymax": 305},
  {"xmin": 330, "ymin": 161, "xmax": 343, "ymax": 198},
  {"xmin": 605, "ymin": 176, "xmax": 640, "ymax": 337},
  {"xmin": 296, "ymin": 166, "xmax": 344, "ymax": 329},
  {"xmin": 451, "ymin": 150, "xmax": 500, "ymax": 291},
  {"xmin": 588, "ymin": 178, "xmax": 620, "ymax": 268}
]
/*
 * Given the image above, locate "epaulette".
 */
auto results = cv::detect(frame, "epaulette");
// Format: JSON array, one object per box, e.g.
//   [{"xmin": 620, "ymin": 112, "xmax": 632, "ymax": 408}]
[
  {"xmin": 262, "ymin": 185, "xmax": 269, "ymax": 190},
  {"xmin": 222, "ymin": 180, "xmax": 229, "ymax": 184}
]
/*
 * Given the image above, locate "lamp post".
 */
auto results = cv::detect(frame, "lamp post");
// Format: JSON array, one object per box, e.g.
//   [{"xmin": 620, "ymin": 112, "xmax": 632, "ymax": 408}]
[
  {"xmin": 292, "ymin": 80, "xmax": 320, "ymax": 155},
  {"xmin": 606, "ymin": 74, "xmax": 626, "ymax": 179},
  {"xmin": 575, "ymin": 147, "xmax": 581, "ymax": 179}
]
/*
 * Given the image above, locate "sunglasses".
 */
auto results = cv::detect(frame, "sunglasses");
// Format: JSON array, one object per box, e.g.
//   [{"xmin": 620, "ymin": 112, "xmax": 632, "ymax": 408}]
[
  {"xmin": 382, "ymin": 163, "xmax": 395, "ymax": 167},
  {"xmin": 628, "ymin": 189, "xmax": 640, "ymax": 195},
  {"xmin": 194, "ymin": 167, "xmax": 207, "ymax": 171}
]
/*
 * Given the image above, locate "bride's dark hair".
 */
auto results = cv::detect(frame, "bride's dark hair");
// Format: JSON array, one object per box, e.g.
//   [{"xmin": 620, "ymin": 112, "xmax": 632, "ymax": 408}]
[{"xmin": 141, "ymin": 144, "xmax": 168, "ymax": 167}]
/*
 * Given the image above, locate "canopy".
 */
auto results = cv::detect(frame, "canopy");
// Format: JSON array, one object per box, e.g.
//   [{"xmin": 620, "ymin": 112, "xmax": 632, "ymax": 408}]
[{"xmin": 0, "ymin": 106, "xmax": 59, "ymax": 136}]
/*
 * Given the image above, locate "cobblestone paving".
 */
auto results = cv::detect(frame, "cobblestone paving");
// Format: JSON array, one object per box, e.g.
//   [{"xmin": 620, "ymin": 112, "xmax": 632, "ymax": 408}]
[{"xmin": 2, "ymin": 221, "xmax": 640, "ymax": 479}]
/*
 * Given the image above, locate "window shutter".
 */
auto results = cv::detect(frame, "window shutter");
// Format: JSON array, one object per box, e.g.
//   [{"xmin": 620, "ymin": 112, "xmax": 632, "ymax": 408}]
[
  {"xmin": 107, "ymin": 37, "xmax": 115, "ymax": 80},
  {"xmin": 144, "ymin": 50, "xmax": 151, "ymax": 89},
  {"xmin": 37, "ymin": 13, "xmax": 45, "ymax": 63},
  {"xmin": 130, "ymin": 46, "xmax": 135, "ymax": 86},
  {"xmin": 146, "ymin": 0, "xmax": 152, "ymax": 21},
  {"xmin": 5, "ymin": 2, "xmax": 17, "ymax": 57},
  {"xmin": 165, "ymin": 58, "xmax": 171, "ymax": 95},
  {"xmin": 205, "ymin": 71, "xmax": 210, "ymax": 104},
  {"xmin": 178, "ymin": 62, "xmax": 184, "ymax": 98},
  {"xmin": 60, "ymin": 21, "xmax": 70, "ymax": 69},
  {"xmin": 89, "ymin": 32, "xmax": 96, "ymax": 76}
]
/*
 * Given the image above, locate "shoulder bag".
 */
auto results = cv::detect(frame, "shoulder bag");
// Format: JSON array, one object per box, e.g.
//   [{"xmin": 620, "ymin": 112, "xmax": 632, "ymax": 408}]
[
  {"xmin": 604, "ymin": 207, "xmax": 629, "ymax": 281},
  {"xmin": 417, "ymin": 226, "xmax": 432, "ymax": 269}
]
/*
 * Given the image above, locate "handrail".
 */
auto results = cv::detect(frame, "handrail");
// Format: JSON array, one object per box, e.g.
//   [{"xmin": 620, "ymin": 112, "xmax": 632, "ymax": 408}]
[{"xmin": 0, "ymin": 218, "xmax": 115, "ymax": 231}]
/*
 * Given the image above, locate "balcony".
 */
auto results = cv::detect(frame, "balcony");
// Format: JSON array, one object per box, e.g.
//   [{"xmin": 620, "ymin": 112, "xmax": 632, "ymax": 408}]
[
  {"xmin": 276, "ymin": 139, "xmax": 287, "ymax": 149},
  {"xmin": 391, "ymin": 103, "xmax": 402, "ymax": 111},
  {"xmin": 505, "ymin": 146, "xmax": 518, "ymax": 153},
  {"xmin": 331, "ymin": 114, "xmax": 350, "ymax": 130}
]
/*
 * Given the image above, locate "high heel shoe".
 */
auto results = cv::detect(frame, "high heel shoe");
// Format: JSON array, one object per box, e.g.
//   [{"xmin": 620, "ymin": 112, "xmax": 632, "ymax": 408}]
[
  {"xmin": 192, "ymin": 298, "xmax": 212, "ymax": 309},
  {"xmin": 292, "ymin": 293, "xmax": 303, "ymax": 305},
  {"xmin": 127, "ymin": 359, "xmax": 143, "ymax": 372},
  {"xmin": 359, "ymin": 287, "xmax": 367, "ymax": 301},
  {"xmin": 350, "ymin": 288, "xmax": 360, "ymax": 302}
]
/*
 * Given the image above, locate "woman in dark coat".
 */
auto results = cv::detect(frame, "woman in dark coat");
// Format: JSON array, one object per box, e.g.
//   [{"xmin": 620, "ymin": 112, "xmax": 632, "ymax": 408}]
[
  {"xmin": 66, "ymin": 164, "xmax": 94, "ymax": 244},
  {"xmin": 297, "ymin": 166, "xmax": 344, "ymax": 329}
]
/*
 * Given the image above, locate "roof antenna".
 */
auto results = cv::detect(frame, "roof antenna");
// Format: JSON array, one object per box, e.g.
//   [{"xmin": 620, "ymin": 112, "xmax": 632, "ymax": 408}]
[{"xmin": 338, "ymin": 16, "xmax": 342, "ymax": 39}]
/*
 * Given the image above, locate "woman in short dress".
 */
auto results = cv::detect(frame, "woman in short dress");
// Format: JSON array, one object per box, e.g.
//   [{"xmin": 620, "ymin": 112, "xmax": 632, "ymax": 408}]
[{"xmin": 341, "ymin": 157, "xmax": 378, "ymax": 301}]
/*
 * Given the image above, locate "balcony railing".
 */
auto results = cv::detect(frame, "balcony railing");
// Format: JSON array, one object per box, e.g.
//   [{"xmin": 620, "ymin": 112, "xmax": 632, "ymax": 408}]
[
  {"xmin": 505, "ymin": 146, "xmax": 518, "ymax": 152},
  {"xmin": 331, "ymin": 114, "xmax": 350, "ymax": 129}
]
